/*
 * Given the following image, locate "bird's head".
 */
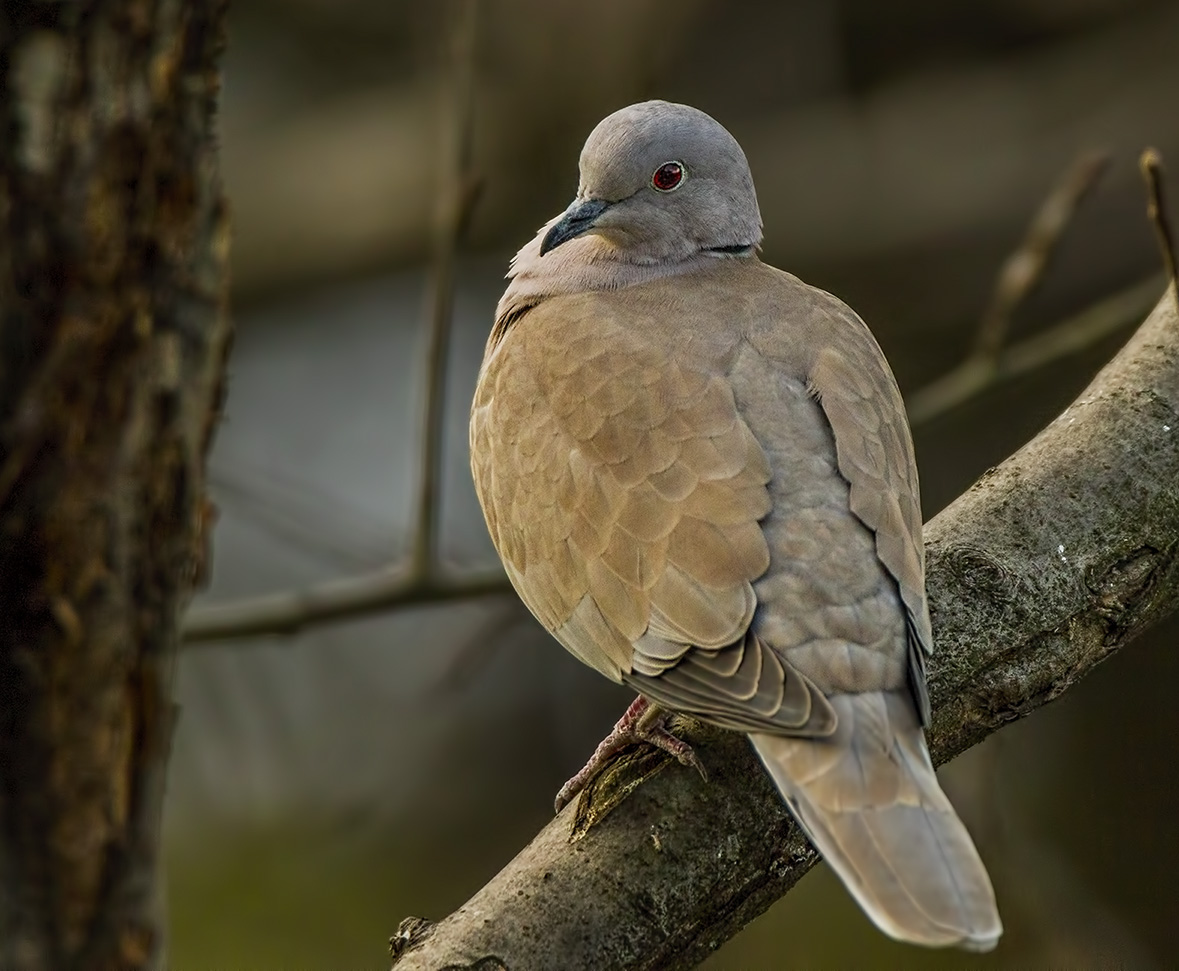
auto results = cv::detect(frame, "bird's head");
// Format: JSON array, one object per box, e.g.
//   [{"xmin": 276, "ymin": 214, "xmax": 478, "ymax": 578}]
[{"xmin": 539, "ymin": 100, "xmax": 763, "ymax": 264}]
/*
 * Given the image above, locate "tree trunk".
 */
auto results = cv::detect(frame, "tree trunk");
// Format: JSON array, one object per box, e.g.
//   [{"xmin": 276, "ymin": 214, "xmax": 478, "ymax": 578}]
[{"xmin": 0, "ymin": 2, "xmax": 231, "ymax": 968}]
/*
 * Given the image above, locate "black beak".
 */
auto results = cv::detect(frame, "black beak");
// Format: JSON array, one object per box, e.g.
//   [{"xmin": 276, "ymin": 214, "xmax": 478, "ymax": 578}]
[{"xmin": 539, "ymin": 198, "xmax": 611, "ymax": 256}]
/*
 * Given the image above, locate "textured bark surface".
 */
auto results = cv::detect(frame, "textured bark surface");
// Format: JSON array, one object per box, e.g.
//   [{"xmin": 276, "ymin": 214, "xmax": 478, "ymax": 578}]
[
  {"xmin": 0, "ymin": 2, "xmax": 230, "ymax": 968},
  {"xmin": 390, "ymin": 290, "xmax": 1179, "ymax": 971}
]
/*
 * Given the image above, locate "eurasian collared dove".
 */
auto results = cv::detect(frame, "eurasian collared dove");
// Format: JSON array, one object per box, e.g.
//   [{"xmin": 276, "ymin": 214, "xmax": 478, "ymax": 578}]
[{"xmin": 470, "ymin": 100, "xmax": 1001, "ymax": 951}]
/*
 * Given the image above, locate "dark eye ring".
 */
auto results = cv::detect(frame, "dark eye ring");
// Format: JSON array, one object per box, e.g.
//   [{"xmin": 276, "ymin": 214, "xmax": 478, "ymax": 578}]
[{"xmin": 651, "ymin": 161, "xmax": 685, "ymax": 192}]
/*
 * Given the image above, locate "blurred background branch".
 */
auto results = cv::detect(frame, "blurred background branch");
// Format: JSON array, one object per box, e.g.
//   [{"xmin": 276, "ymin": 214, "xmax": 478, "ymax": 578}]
[
  {"xmin": 906, "ymin": 273, "xmax": 1160, "ymax": 423},
  {"xmin": 973, "ymin": 151, "xmax": 1111, "ymax": 362},
  {"xmin": 183, "ymin": 0, "xmax": 505, "ymax": 645},
  {"xmin": 413, "ymin": 0, "xmax": 481, "ymax": 576}
]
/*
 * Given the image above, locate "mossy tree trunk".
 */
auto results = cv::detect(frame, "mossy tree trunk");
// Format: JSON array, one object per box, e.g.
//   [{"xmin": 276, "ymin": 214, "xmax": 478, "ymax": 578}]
[{"xmin": 0, "ymin": 2, "xmax": 231, "ymax": 968}]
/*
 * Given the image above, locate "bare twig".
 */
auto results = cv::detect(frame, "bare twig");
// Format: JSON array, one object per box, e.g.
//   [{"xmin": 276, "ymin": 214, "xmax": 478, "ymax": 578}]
[
  {"xmin": 413, "ymin": 0, "xmax": 480, "ymax": 575},
  {"xmin": 907, "ymin": 274, "xmax": 1161, "ymax": 425},
  {"xmin": 182, "ymin": 1, "xmax": 492, "ymax": 646},
  {"xmin": 973, "ymin": 151, "xmax": 1109, "ymax": 362},
  {"xmin": 1141, "ymin": 148, "xmax": 1178, "ymax": 289},
  {"xmin": 905, "ymin": 151, "xmax": 1115, "ymax": 427},
  {"xmin": 182, "ymin": 568, "xmax": 510, "ymax": 642}
]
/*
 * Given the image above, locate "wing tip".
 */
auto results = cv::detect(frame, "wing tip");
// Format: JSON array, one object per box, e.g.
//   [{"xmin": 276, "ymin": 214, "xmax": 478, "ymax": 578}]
[
  {"xmin": 958, "ymin": 928, "xmax": 1002, "ymax": 953},
  {"xmin": 849, "ymin": 867, "xmax": 1003, "ymax": 953},
  {"xmin": 750, "ymin": 710, "xmax": 1004, "ymax": 953},
  {"xmin": 870, "ymin": 902, "xmax": 1002, "ymax": 952}
]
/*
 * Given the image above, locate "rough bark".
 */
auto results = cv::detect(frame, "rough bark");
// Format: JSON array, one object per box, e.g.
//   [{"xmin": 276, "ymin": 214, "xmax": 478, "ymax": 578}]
[
  {"xmin": 0, "ymin": 2, "xmax": 230, "ymax": 969},
  {"xmin": 390, "ymin": 289, "xmax": 1179, "ymax": 971}
]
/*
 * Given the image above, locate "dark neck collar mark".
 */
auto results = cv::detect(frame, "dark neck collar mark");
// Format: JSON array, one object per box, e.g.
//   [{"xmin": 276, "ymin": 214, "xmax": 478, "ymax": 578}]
[
  {"xmin": 705, "ymin": 243, "xmax": 756, "ymax": 256},
  {"xmin": 489, "ymin": 300, "xmax": 539, "ymax": 350}
]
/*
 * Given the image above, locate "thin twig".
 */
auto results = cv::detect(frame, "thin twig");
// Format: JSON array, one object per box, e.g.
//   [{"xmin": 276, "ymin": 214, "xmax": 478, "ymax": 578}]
[
  {"xmin": 182, "ymin": 2, "xmax": 494, "ymax": 646},
  {"xmin": 182, "ymin": 568, "xmax": 511, "ymax": 643},
  {"xmin": 412, "ymin": 0, "xmax": 481, "ymax": 575},
  {"xmin": 973, "ymin": 151, "xmax": 1110, "ymax": 363},
  {"xmin": 1140, "ymin": 148, "xmax": 1178, "ymax": 290},
  {"xmin": 907, "ymin": 149, "xmax": 1125, "ymax": 425},
  {"xmin": 906, "ymin": 274, "xmax": 1161, "ymax": 425}
]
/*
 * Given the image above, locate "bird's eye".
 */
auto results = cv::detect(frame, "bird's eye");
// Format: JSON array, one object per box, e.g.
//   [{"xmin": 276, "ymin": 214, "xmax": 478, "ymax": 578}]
[{"xmin": 651, "ymin": 161, "xmax": 685, "ymax": 192}]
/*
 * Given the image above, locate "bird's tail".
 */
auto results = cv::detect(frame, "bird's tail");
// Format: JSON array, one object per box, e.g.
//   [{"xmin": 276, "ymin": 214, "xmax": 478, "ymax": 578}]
[{"xmin": 750, "ymin": 690, "xmax": 1001, "ymax": 951}]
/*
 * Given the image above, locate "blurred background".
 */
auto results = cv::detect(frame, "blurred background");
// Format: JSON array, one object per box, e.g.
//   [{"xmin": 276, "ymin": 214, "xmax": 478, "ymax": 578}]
[{"xmin": 169, "ymin": 0, "xmax": 1179, "ymax": 967}]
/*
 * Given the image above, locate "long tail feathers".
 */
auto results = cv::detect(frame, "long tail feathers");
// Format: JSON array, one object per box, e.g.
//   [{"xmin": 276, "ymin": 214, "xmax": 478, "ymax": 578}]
[{"xmin": 750, "ymin": 691, "xmax": 1002, "ymax": 951}]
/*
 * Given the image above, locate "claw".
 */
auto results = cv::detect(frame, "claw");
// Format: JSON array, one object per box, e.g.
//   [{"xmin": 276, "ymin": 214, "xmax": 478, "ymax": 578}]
[{"xmin": 554, "ymin": 696, "xmax": 704, "ymax": 813}]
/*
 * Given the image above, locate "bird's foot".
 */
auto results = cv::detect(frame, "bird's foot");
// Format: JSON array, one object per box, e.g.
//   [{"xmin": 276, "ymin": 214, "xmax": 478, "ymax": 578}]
[{"xmin": 554, "ymin": 695, "xmax": 707, "ymax": 813}]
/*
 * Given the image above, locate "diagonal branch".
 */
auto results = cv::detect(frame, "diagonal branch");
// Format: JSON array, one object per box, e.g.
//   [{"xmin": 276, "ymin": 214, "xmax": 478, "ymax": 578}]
[
  {"xmin": 905, "ymin": 273, "xmax": 1160, "ymax": 424},
  {"xmin": 388, "ymin": 288, "xmax": 1179, "ymax": 971},
  {"xmin": 905, "ymin": 149, "xmax": 1125, "ymax": 425},
  {"xmin": 972, "ymin": 150, "xmax": 1109, "ymax": 363}
]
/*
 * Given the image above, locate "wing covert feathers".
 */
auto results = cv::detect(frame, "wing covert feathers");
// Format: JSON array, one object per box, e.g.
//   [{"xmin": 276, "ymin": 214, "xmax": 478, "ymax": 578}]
[
  {"xmin": 626, "ymin": 631, "xmax": 837, "ymax": 735},
  {"xmin": 808, "ymin": 340, "xmax": 933, "ymax": 722}
]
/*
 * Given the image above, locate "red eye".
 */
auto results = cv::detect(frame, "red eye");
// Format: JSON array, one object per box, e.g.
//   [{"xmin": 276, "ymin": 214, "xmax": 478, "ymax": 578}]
[{"xmin": 651, "ymin": 161, "xmax": 684, "ymax": 192}]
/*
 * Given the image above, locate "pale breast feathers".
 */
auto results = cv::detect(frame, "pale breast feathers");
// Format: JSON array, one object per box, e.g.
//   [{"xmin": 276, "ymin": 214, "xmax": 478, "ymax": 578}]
[{"xmin": 472, "ymin": 301, "xmax": 772, "ymax": 684}]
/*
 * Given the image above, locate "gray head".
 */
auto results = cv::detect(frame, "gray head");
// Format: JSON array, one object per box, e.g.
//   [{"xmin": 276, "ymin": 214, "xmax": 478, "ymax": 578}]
[{"xmin": 539, "ymin": 101, "xmax": 762, "ymax": 264}]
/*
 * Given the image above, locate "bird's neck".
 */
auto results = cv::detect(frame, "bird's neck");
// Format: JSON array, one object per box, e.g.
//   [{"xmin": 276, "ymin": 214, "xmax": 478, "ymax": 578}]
[{"xmin": 492, "ymin": 227, "xmax": 754, "ymax": 351}]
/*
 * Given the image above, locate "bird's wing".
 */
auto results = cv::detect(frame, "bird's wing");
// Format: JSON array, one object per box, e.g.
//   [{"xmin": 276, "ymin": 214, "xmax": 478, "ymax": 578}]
[
  {"xmin": 470, "ymin": 286, "xmax": 833, "ymax": 733},
  {"xmin": 802, "ymin": 296, "xmax": 933, "ymax": 723}
]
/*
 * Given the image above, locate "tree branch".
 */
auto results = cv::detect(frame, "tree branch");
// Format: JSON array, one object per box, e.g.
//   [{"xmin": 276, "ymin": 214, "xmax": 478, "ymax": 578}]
[
  {"xmin": 182, "ymin": 0, "xmax": 490, "ymax": 646},
  {"xmin": 972, "ymin": 150, "xmax": 1109, "ymax": 363},
  {"xmin": 181, "ymin": 568, "xmax": 509, "ymax": 642},
  {"xmin": 905, "ymin": 273, "xmax": 1160, "ymax": 425},
  {"xmin": 413, "ymin": 0, "xmax": 480, "ymax": 575},
  {"xmin": 388, "ymin": 290, "xmax": 1179, "ymax": 971}
]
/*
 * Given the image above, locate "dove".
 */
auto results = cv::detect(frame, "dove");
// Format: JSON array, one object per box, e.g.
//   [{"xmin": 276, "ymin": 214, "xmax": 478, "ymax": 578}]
[{"xmin": 469, "ymin": 100, "xmax": 1001, "ymax": 951}]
